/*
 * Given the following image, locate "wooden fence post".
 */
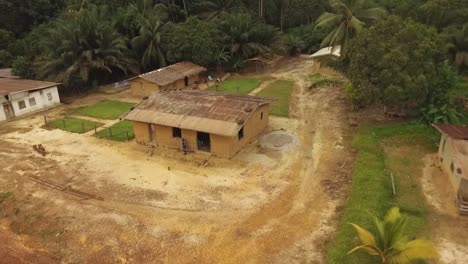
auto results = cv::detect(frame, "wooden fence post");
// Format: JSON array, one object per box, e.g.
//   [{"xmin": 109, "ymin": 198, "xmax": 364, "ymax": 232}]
[
  {"xmin": 44, "ymin": 115, "xmax": 48, "ymax": 127},
  {"xmin": 62, "ymin": 119, "xmax": 66, "ymax": 128},
  {"xmin": 109, "ymin": 128, "xmax": 112, "ymax": 137},
  {"xmin": 94, "ymin": 125, "xmax": 97, "ymax": 134}
]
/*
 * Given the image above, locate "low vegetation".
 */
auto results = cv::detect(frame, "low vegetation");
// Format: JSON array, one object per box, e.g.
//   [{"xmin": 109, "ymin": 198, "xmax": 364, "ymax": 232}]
[
  {"xmin": 208, "ymin": 77, "xmax": 263, "ymax": 94},
  {"xmin": 256, "ymin": 80, "xmax": 294, "ymax": 117},
  {"xmin": 309, "ymin": 73, "xmax": 346, "ymax": 89},
  {"xmin": 349, "ymin": 207, "xmax": 438, "ymax": 264},
  {"xmin": 327, "ymin": 123, "xmax": 438, "ymax": 264},
  {"xmin": 95, "ymin": 121, "xmax": 134, "ymax": 142},
  {"xmin": 49, "ymin": 117, "xmax": 103, "ymax": 134},
  {"xmin": 77, "ymin": 100, "xmax": 135, "ymax": 120}
]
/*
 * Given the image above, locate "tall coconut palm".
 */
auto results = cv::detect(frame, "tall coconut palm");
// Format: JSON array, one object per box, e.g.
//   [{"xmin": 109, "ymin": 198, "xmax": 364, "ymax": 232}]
[
  {"xmin": 37, "ymin": 9, "xmax": 138, "ymax": 88},
  {"xmin": 315, "ymin": 0, "xmax": 386, "ymax": 54},
  {"xmin": 348, "ymin": 207, "xmax": 438, "ymax": 264},
  {"xmin": 131, "ymin": 15, "xmax": 167, "ymax": 71}
]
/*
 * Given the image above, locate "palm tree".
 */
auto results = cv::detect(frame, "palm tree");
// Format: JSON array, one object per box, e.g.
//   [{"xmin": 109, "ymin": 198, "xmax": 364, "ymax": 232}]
[
  {"xmin": 131, "ymin": 15, "xmax": 167, "ymax": 71},
  {"xmin": 192, "ymin": 0, "xmax": 241, "ymax": 19},
  {"xmin": 215, "ymin": 47, "xmax": 231, "ymax": 73},
  {"xmin": 348, "ymin": 207, "xmax": 438, "ymax": 264},
  {"xmin": 445, "ymin": 24, "xmax": 468, "ymax": 72},
  {"xmin": 219, "ymin": 13, "xmax": 280, "ymax": 60},
  {"xmin": 37, "ymin": 9, "xmax": 138, "ymax": 88},
  {"xmin": 315, "ymin": 0, "xmax": 386, "ymax": 54}
]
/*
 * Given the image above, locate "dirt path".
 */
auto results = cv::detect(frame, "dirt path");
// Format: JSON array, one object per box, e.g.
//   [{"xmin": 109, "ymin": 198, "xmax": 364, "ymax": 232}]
[
  {"xmin": 248, "ymin": 79, "xmax": 275, "ymax": 96},
  {"xmin": 0, "ymin": 58, "xmax": 354, "ymax": 263}
]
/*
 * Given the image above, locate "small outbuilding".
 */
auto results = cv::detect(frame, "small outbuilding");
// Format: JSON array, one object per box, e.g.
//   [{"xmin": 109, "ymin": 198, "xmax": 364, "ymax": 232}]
[
  {"xmin": 124, "ymin": 90, "xmax": 271, "ymax": 158},
  {"xmin": 129, "ymin": 62, "xmax": 207, "ymax": 97},
  {"xmin": 0, "ymin": 78, "xmax": 61, "ymax": 122},
  {"xmin": 433, "ymin": 124, "xmax": 468, "ymax": 214},
  {"xmin": 303, "ymin": 46, "xmax": 341, "ymax": 72}
]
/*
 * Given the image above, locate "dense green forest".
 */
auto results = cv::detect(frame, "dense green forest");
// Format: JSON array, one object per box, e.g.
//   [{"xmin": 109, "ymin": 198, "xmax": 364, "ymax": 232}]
[{"xmin": 0, "ymin": 0, "xmax": 467, "ymax": 122}]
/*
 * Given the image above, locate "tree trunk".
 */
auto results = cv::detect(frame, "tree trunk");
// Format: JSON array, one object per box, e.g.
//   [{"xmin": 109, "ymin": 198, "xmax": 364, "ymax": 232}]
[
  {"xmin": 258, "ymin": 0, "xmax": 264, "ymax": 19},
  {"xmin": 182, "ymin": 0, "xmax": 188, "ymax": 16},
  {"xmin": 280, "ymin": 0, "xmax": 285, "ymax": 31}
]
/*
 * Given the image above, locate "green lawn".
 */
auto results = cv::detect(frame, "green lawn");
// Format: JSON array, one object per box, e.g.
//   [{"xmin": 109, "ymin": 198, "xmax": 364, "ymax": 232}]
[
  {"xmin": 327, "ymin": 123, "xmax": 439, "ymax": 264},
  {"xmin": 95, "ymin": 120, "xmax": 134, "ymax": 142},
  {"xmin": 77, "ymin": 100, "xmax": 135, "ymax": 120},
  {"xmin": 256, "ymin": 80, "xmax": 294, "ymax": 117},
  {"xmin": 49, "ymin": 117, "xmax": 103, "ymax": 134},
  {"xmin": 208, "ymin": 77, "xmax": 263, "ymax": 94}
]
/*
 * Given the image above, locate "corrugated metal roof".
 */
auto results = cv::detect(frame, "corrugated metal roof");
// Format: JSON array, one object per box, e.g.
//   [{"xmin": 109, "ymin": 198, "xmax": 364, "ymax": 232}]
[
  {"xmin": 433, "ymin": 124, "xmax": 468, "ymax": 140},
  {"xmin": 306, "ymin": 46, "xmax": 341, "ymax": 59},
  {"xmin": 124, "ymin": 90, "xmax": 271, "ymax": 137},
  {"xmin": 0, "ymin": 78, "xmax": 60, "ymax": 96},
  {"xmin": 133, "ymin": 62, "xmax": 207, "ymax": 86}
]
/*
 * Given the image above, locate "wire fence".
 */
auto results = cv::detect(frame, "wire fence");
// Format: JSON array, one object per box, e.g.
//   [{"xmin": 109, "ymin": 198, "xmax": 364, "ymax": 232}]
[{"xmin": 44, "ymin": 115, "xmax": 134, "ymax": 141}]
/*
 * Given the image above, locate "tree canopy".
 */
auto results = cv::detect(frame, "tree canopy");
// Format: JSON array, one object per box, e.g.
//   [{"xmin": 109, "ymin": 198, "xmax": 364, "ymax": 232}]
[{"xmin": 345, "ymin": 16, "xmax": 454, "ymax": 109}]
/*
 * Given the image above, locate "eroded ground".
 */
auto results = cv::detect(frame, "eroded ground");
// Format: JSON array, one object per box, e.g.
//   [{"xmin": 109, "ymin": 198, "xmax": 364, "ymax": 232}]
[{"xmin": 0, "ymin": 58, "xmax": 355, "ymax": 263}]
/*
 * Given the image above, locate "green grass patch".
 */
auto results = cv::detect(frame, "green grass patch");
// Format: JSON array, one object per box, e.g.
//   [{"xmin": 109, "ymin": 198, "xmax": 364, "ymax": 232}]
[
  {"xmin": 95, "ymin": 120, "xmax": 134, "ymax": 142},
  {"xmin": 256, "ymin": 80, "xmax": 294, "ymax": 117},
  {"xmin": 208, "ymin": 77, "xmax": 263, "ymax": 94},
  {"xmin": 49, "ymin": 117, "xmax": 103, "ymax": 134},
  {"xmin": 326, "ymin": 122, "xmax": 438, "ymax": 264},
  {"xmin": 309, "ymin": 73, "xmax": 346, "ymax": 89},
  {"xmin": 0, "ymin": 192, "xmax": 13, "ymax": 203},
  {"xmin": 77, "ymin": 100, "xmax": 135, "ymax": 120}
]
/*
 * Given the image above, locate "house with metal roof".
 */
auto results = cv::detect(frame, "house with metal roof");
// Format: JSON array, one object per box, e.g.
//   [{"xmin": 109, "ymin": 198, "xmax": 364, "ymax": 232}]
[
  {"xmin": 129, "ymin": 62, "xmax": 207, "ymax": 97},
  {"xmin": 124, "ymin": 90, "xmax": 271, "ymax": 158},
  {"xmin": 433, "ymin": 124, "xmax": 468, "ymax": 214},
  {"xmin": 0, "ymin": 78, "xmax": 61, "ymax": 122}
]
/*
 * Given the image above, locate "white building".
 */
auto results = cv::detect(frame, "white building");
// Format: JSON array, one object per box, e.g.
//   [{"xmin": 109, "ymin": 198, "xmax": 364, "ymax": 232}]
[{"xmin": 0, "ymin": 78, "xmax": 61, "ymax": 122}]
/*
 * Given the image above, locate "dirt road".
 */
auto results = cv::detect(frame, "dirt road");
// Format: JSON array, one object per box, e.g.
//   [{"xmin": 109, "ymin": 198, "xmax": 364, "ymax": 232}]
[{"xmin": 0, "ymin": 58, "xmax": 354, "ymax": 263}]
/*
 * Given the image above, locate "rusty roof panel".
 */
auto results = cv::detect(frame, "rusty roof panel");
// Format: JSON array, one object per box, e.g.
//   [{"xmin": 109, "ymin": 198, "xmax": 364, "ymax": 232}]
[
  {"xmin": 0, "ymin": 78, "xmax": 60, "ymax": 96},
  {"xmin": 135, "ymin": 62, "xmax": 207, "ymax": 86},
  {"xmin": 433, "ymin": 124, "xmax": 468, "ymax": 140},
  {"xmin": 124, "ymin": 90, "xmax": 271, "ymax": 137}
]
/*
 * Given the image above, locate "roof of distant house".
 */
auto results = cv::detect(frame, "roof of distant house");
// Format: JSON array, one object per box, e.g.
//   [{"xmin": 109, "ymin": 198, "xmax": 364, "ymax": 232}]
[
  {"xmin": 131, "ymin": 62, "xmax": 207, "ymax": 86},
  {"xmin": 0, "ymin": 68, "xmax": 19, "ymax": 79},
  {"xmin": 124, "ymin": 90, "xmax": 271, "ymax": 137},
  {"xmin": 305, "ymin": 46, "xmax": 341, "ymax": 59},
  {"xmin": 433, "ymin": 124, "xmax": 468, "ymax": 140},
  {"xmin": 0, "ymin": 78, "xmax": 60, "ymax": 96}
]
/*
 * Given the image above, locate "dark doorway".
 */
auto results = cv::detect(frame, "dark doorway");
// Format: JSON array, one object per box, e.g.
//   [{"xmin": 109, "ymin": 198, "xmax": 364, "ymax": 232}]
[
  {"xmin": 148, "ymin": 124, "xmax": 156, "ymax": 145},
  {"xmin": 2, "ymin": 103, "xmax": 15, "ymax": 119},
  {"xmin": 184, "ymin": 76, "xmax": 189, "ymax": 87},
  {"xmin": 197, "ymin": 132, "xmax": 211, "ymax": 152}
]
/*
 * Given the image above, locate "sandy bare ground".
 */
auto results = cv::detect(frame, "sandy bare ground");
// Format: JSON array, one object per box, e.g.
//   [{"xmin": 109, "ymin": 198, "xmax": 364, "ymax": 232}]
[{"xmin": 0, "ymin": 58, "xmax": 355, "ymax": 263}]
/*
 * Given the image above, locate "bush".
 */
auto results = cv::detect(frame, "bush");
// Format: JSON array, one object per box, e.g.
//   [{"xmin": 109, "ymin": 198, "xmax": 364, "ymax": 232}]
[
  {"xmin": 11, "ymin": 56, "xmax": 33, "ymax": 78},
  {"xmin": 344, "ymin": 83, "xmax": 368, "ymax": 110},
  {"xmin": 0, "ymin": 50, "xmax": 13, "ymax": 67}
]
